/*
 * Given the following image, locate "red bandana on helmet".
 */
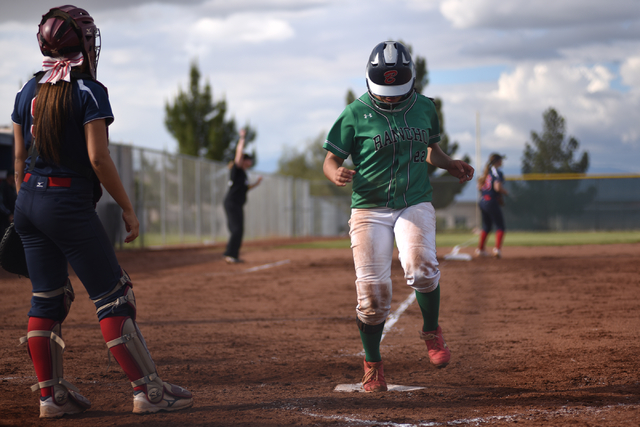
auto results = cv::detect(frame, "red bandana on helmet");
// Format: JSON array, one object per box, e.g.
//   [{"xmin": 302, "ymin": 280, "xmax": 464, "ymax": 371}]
[{"xmin": 39, "ymin": 53, "xmax": 84, "ymax": 84}]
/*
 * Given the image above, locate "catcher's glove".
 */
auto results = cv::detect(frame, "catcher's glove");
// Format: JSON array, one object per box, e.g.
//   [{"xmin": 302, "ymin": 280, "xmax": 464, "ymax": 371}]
[{"xmin": 0, "ymin": 223, "xmax": 29, "ymax": 277}]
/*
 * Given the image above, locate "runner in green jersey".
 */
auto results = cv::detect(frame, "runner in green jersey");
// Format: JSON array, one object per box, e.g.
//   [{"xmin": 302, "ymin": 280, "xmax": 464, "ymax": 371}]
[{"xmin": 323, "ymin": 41, "xmax": 474, "ymax": 392}]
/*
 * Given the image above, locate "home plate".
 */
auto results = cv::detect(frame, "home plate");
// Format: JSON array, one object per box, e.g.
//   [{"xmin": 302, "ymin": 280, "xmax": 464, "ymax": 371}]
[{"xmin": 334, "ymin": 383, "xmax": 425, "ymax": 392}]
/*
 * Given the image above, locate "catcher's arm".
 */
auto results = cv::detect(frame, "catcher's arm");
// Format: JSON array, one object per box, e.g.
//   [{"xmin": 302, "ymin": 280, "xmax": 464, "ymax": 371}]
[
  {"xmin": 86, "ymin": 119, "xmax": 139, "ymax": 243},
  {"xmin": 13, "ymin": 123, "xmax": 26, "ymax": 193}
]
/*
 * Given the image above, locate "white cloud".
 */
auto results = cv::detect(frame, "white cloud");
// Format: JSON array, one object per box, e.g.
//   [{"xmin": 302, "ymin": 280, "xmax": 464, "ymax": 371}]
[
  {"xmin": 190, "ymin": 14, "xmax": 294, "ymax": 46},
  {"xmin": 440, "ymin": 0, "xmax": 640, "ymax": 29},
  {"xmin": 621, "ymin": 56, "xmax": 640, "ymax": 89},
  {"xmin": 493, "ymin": 62, "xmax": 616, "ymax": 108},
  {"xmin": 494, "ymin": 123, "xmax": 516, "ymax": 139}
]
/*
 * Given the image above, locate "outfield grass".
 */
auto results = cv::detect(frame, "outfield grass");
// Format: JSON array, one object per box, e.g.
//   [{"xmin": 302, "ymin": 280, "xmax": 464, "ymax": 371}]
[
  {"xmin": 276, "ymin": 230, "xmax": 640, "ymax": 250},
  {"xmin": 122, "ymin": 230, "xmax": 640, "ymax": 250},
  {"xmin": 438, "ymin": 230, "xmax": 640, "ymax": 247}
]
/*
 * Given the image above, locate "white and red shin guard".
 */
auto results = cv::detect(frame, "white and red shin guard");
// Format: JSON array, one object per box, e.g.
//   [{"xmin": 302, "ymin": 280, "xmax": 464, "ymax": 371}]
[
  {"xmin": 100, "ymin": 315, "xmax": 192, "ymax": 404},
  {"xmin": 20, "ymin": 317, "xmax": 91, "ymax": 409}
]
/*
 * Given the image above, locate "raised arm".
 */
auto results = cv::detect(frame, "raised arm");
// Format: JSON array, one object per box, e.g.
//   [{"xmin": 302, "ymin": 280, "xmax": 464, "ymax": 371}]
[
  {"xmin": 234, "ymin": 129, "xmax": 247, "ymax": 168},
  {"xmin": 85, "ymin": 119, "xmax": 139, "ymax": 243}
]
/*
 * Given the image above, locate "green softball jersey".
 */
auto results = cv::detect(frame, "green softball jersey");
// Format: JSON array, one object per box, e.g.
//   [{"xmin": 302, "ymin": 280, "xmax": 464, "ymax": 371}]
[{"xmin": 324, "ymin": 92, "xmax": 441, "ymax": 209}]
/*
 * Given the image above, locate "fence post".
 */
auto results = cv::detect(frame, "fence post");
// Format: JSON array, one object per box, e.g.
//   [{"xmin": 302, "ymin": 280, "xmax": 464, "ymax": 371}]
[
  {"xmin": 137, "ymin": 148, "xmax": 145, "ymax": 248},
  {"xmin": 161, "ymin": 154, "xmax": 166, "ymax": 245}
]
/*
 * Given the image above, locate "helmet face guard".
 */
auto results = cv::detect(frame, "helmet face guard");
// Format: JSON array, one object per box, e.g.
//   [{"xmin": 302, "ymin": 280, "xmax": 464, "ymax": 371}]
[
  {"xmin": 38, "ymin": 5, "xmax": 101, "ymax": 79},
  {"xmin": 366, "ymin": 41, "xmax": 416, "ymax": 112}
]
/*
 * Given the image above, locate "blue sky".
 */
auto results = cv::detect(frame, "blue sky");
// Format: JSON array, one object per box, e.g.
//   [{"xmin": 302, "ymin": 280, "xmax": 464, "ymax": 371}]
[{"xmin": 2, "ymin": 0, "xmax": 640, "ymax": 200}]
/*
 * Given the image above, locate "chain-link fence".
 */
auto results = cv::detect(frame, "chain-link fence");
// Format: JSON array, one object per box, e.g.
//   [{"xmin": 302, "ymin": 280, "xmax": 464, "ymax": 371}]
[
  {"xmin": 503, "ymin": 174, "xmax": 640, "ymax": 231},
  {"xmin": 98, "ymin": 144, "xmax": 351, "ymax": 248},
  {"xmin": 99, "ymin": 146, "xmax": 640, "ymax": 246}
]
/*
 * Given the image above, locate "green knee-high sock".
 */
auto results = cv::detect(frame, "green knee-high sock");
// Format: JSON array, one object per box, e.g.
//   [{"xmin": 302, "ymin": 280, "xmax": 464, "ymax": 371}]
[
  {"xmin": 359, "ymin": 324, "xmax": 384, "ymax": 362},
  {"xmin": 415, "ymin": 285, "xmax": 440, "ymax": 332}
]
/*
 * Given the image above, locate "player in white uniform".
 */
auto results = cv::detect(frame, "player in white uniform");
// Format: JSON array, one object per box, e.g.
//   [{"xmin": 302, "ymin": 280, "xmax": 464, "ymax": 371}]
[{"xmin": 323, "ymin": 41, "xmax": 474, "ymax": 392}]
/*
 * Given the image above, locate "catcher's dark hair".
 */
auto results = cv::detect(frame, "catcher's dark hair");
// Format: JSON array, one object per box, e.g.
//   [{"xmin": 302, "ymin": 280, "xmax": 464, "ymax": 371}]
[{"xmin": 33, "ymin": 61, "xmax": 91, "ymax": 165}]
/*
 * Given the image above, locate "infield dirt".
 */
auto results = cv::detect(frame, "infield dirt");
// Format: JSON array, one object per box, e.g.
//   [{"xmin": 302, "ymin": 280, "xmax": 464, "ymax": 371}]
[{"xmin": 1, "ymin": 240, "xmax": 639, "ymax": 426}]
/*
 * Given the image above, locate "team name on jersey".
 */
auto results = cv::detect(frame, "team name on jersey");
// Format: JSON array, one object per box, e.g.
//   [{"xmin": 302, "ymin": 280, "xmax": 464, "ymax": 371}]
[{"xmin": 373, "ymin": 127, "xmax": 429, "ymax": 151}]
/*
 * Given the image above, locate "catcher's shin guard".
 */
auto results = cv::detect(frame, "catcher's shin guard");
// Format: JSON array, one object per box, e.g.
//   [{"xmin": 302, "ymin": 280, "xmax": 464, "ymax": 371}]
[
  {"xmin": 19, "ymin": 317, "xmax": 91, "ymax": 415},
  {"xmin": 100, "ymin": 315, "xmax": 192, "ymax": 412}
]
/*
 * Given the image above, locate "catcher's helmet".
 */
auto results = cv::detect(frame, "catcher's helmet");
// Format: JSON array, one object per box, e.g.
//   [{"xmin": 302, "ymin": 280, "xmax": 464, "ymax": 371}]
[
  {"xmin": 366, "ymin": 41, "xmax": 415, "ymax": 112},
  {"xmin": 38, "ymin": 5, "xmax": 101, "ymax": 79}
]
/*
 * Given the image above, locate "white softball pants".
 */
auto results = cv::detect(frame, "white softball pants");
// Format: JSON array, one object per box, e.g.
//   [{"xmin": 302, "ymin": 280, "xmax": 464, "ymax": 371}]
[{"xmin": 349, "ymin": 202, "xmax": 441, "ymax": 326}]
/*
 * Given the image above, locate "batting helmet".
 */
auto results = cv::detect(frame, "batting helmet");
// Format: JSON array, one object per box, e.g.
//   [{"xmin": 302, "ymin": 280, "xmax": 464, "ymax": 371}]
[
  {"xmin": 37, "ymin": 5, "xmax": 101, "ymax": 79},
  {"xmin": 366, "ymin": 41, "xmax": 416, "ymax": 112}
]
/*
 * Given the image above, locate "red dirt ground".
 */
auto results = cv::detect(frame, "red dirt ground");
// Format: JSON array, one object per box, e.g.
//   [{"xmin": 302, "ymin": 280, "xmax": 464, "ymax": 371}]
[{"xmin": 1, "ymin": 240, "xmax": 639, "ymax": 426}]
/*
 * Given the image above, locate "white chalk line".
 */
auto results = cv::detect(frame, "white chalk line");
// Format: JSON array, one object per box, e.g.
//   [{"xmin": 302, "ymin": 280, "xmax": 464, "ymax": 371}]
[
  {"xmin": 287, "ymin": 403, "xmax": 640, "ymax": 427},
  {"xmin": 202, "ymin": 259, "xmax": 291, "ymax": 276},
  {"xmin": 243, "ymin": 259, "xmax": 290, "ymax": 273},
  {"xmin": 381, "ymin": 291, "xmax": 416, "ymax": 342}
]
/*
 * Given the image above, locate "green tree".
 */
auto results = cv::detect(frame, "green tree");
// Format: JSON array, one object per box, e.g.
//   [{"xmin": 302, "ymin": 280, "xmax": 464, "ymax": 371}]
[
  {"xmin": 521, "ymin": 107, "xmax": 589, "ymax": 174},
  {"xmin": 345, "ymin": 89, "xmax": 356, "ymax": 105},
  {"xmin": 405, "ymin": 44, "xmax": 429, "ymax": 95},
  {"xmin": 278, "ymin": 133, "xmax": 351, "ymax": 197},
  {"xmin": 165, "ymin": 61, "xmax": 256, "ymax": 162},
  {"xmin": 505, "ymin": 107, "xmax": 595, "ymax": 230}
]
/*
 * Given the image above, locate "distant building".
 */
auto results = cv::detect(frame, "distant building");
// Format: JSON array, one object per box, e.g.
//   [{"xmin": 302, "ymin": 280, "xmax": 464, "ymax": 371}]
[{"xmin": 436, "ymin": 200, "xmax": 478, "ymax": 230}]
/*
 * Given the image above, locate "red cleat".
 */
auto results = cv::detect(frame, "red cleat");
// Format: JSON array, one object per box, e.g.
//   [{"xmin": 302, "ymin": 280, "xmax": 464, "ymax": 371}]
[
  {"xmin": 362, "ymin": 359, "xmax": 387, "ymax": 392},
  {"xmin": 420, "ymin": 326, "xmax": 451, "ymax": 368}
]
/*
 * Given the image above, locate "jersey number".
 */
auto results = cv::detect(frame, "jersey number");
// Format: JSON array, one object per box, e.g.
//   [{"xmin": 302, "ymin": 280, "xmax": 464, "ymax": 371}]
[{"xmin": 413, "ymin": 150, "xmax": 427, "ymax": 163}]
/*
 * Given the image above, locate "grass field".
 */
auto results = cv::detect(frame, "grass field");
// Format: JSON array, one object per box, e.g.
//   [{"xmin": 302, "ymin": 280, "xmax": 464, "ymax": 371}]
[{"xmin": 274, "ymin": 230, "xmax": 640, "ymax": 250}]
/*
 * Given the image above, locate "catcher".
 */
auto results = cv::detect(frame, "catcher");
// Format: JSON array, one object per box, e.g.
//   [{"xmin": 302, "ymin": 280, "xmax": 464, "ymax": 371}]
[{"xmin": 11, "ymin": 5, "xmax": 192, "ymax": 418}]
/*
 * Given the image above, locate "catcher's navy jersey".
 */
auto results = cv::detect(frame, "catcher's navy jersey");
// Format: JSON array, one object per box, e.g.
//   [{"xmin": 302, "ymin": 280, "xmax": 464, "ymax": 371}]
[
  {"xmin": 324, "ymin": 92, "xmax": 441, "ymax": 209},
  {"xmin": 11, "ymin": 76, "xmax": 114, "ymax": 178}
]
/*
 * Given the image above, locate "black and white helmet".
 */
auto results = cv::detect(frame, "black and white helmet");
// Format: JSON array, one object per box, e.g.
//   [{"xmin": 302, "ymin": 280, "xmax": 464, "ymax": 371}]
[{"xmin": 366, "ymin": 41, "xmax": 415, "ymax": 111}]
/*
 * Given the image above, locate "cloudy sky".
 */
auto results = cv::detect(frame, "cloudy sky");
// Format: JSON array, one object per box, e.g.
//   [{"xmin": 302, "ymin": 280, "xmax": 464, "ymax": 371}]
[{"xmin": 2, "ymin": 0, "xmax": 640, "ymax": 200}]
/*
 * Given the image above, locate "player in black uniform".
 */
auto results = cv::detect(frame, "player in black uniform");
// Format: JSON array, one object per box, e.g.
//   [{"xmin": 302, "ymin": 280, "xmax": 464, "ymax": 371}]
[{"xmin": 223, "ymin": 129, "xmax": 262, "ymax": 263}]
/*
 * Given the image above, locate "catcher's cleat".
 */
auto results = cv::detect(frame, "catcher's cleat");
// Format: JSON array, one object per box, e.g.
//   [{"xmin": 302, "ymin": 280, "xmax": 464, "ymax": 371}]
[
  {"xmin": 474, "ymin": 248, "xmax": 490, "ymax": 258},
  {"xmin": 100, "ymin": 314, "xmax": 193, "ymax": 414},
  {"xmin": 39, "ymin": 392, "xmax": 90, "ymax": 418},
  {"xmin": 132, "ymin": 383, "xmax": 193, "ymax": 414},
  {"xmin": 20, "ymin": 317, "xmax": 91, "ymax": 418},
  {"xmin": 420, "ymin": 326, "xmax": 451, "ymax": 368},
  {"xmin": 362, "ymin": 359, "xmax": 387, "ymax": 392},
  {"xmin": 492, "ymin": 248, "xmax": 502, "ymax": 259}
]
